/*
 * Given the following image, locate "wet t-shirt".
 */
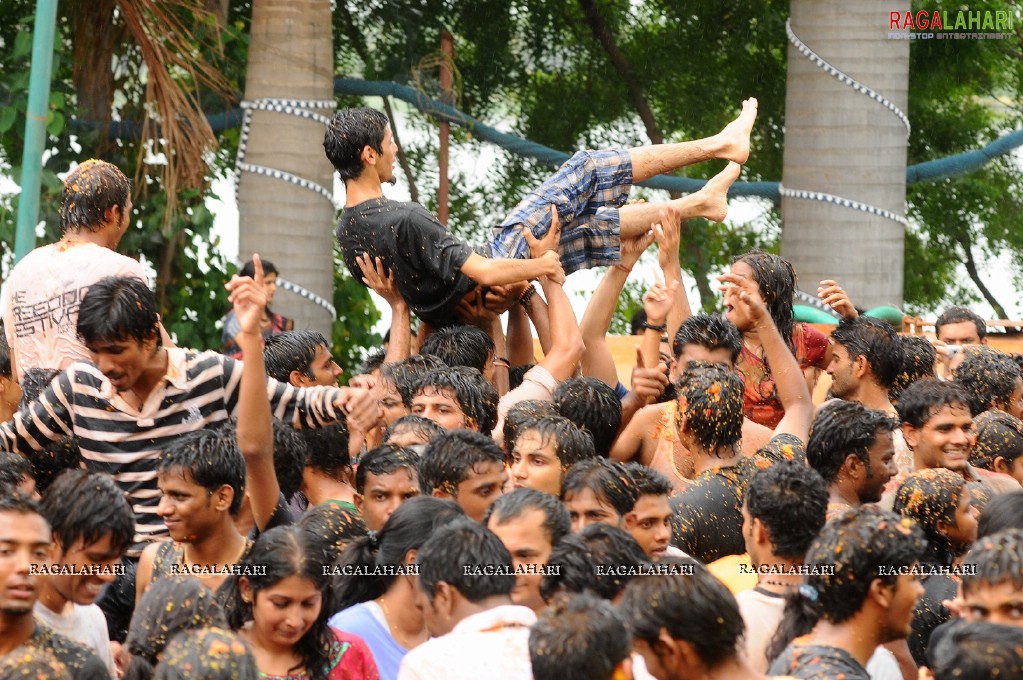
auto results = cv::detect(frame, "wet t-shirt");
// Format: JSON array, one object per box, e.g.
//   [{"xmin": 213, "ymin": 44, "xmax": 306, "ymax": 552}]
[
  {"xmin": 769, "ymin": 642, "xmax": 870, "ymax": 680},
  {"xmin": 336, "ymin": 198, "xmax": 478, "ymax": 326}
]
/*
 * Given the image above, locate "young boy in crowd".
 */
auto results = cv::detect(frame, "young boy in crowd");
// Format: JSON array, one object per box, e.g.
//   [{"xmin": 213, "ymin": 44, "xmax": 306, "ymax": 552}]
[
  {"xmin": 418, "ymin": 429, "xmax": 507, "ymax": 522},
  {"xmin": 508, "ymin": 415, "xmax": 596, "ymax": 497},
  {"xmin": 353, "ymin": 444, "xmax": 421, "ymax": 532}
]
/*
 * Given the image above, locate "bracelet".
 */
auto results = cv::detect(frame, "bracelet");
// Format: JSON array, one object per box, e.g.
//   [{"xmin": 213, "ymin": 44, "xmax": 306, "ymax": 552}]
[
  {"xmin": 518, "ymin": 285, "xmax": 538, "ymax": 306},
  {"xmin": 492, "ymin": 357, "xmax": 510, "ymax": 369},
  {"xmin": 642, "ymin": 321, "xmax": 667, "ymax": 333},
  {"xmin": 613, "ymin": 264, "xmax": 632, "ymax": 274}
]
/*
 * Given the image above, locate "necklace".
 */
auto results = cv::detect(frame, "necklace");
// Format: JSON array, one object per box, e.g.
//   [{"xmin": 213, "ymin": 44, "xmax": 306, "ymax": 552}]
[
  {"xmin": 180, "ymin": 540, "xmax": 249, "ymax": 579},
  {"xmin": 377, "ymin": 596, "xmax": 427, "ymax": 649},
  {"xmin": 759, "ymin": 577, "xmax": 799, "ymax": 589}
]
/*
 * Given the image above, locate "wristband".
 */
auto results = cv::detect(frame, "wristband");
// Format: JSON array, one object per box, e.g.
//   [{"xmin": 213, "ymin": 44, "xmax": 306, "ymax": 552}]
[
  {"xmin": 518, "ymin": 285, "xmax": 538, "ymax": 306},
  {"xmin": 492, "ymin": 357, "xmax": 510, "ymax": 369},
  {"xmin": 613, "ymin": 264, "xmax": 632, "ymax": 274},
  {"xmin": 642, "ymin": 321, "xmax": 667, "ymax": 333}
]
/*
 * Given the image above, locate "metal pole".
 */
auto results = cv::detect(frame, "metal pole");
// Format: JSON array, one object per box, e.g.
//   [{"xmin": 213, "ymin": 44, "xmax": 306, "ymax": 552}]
[
  {"xmin": 15, "ymin": 0, "xmax": 60, "ymax": 262},
  {"xmin": 438, "ymin": 31, "xmax": 453, "ymax": 226}
]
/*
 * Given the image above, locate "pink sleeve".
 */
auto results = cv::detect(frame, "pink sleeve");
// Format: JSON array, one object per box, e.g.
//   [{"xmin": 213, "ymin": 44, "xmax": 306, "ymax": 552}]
[{"xmin": 329, "ymin": 628, "xmax": 380, "ymax": 680}]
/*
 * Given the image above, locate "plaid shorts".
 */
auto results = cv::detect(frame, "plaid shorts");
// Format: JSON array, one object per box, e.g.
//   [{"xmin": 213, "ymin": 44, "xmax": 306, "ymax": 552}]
[{"xmin": 490, "ymin": 149, "xmax": 633, "ymax": 273}]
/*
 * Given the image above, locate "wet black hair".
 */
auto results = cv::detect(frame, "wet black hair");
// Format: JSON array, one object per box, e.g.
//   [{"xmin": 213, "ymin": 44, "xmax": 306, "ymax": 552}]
[
  {"xmin": 270, "ymin": 419, "xmax": 310, "ymax": 501},
  {"xmin": 674, "ymin": 361, "xmax": 744, "ymax": 452},
  {"xmin": 263, "ymin": 330, "xmax": 330, "ymax": 384},
  {"xmin": 354, "ymin": 444, "xmax": 419, "ymax": 495},
  {"xmin": 77, "ymin": 276, "xmax": 160, "ymax": 348},
  {"xmin": 515, "ymin": 416, "xmax": 597, "ymax": 470},
  {"xmin": 622, "ymin": 462, "xmax": 672, "ymax": 499},
  {"xmin": 502, "ymin": 399, "xmax": 560, "ymax": 452},
  {"xmin": 530, "ymin": 592, "xmax": 630, "ymax": 680},
  {"xmin": 484, "ymin": 488, "xmax": 571, "ymax": 546},
  {"xmin": 355, "ymin": 348, "xmax": 387, "ymax": 377},
  {"xmin": 890, "ymin": 335, "xmax": 937, "ymax": 402},
  {"xmin": 620, "ymin": 557, "xmax": 743, "ymax": 668},
  {"xmin": 553, "ymin": 378, "xmax": 622, "ymax": 458},
  {"xmin": 830, "ymin": 316, "xmax": 903, "ymax": 388},
  {"xmin": 509, "ymin": 363, "xmax": 533, "ymax": 391},
  {"xmin": 734, "ymin": 249, "xmax": 796, "ymax": 351},
  {"xmin": 323, "ymin": 107, "xmax": 390, "ymax": 181},
  {"xmin": 0, "ymin": 452, "xmax": 32, "ymax": 491},
  {"xmin": 0, "ymin": 325, "xmax": 11, "ymax": 380},
  {"xmin": 935, "ymin": 307, "xmax": 987, "ymax": 341},
  {"xmin": 0, "ymin": 490, "xmax": 43, "ymax": 518},
  {"xmin": 124, "ymin": 577, "xmax": 227, "ymax": 680},
  {"xmin": 977, "ymin": 491, "xmax": 1023, "ymax": 538},
  {"xmin": 221, "ymin": 525, "xmax": 333, "ymax": 680},
  {"xmin": 896, "ymin": 379, "xmax": 972, "ymax": 429},
  {"xmin": 412, "ymin": 366, "xmax": 499, "ymax": 434},
  {"xmin": 954, "ymin": 346, "xmax": 1023, "ymax": 417},
  {"xmin": 328, "ymin": 496, "xmax": 463, "ymax": 612},
  {"xmin": 560, "ymin": 458, "xmax": 637, "ymax": 518},
  {"xmin": 745, "ymin": 460, "xmax": 828, "ymax": 560},
  {"xmin": 41, "ymin": 469, "xmax": 134, "ymax": 557},
  {"xmin": 806, "ymin": 400, "xmax": 898, "ymax": 483},
  {"xmin": 416, "ymin": 518, "xmax": 515, "ymax": 602},
  {"xmin": 381, "ymin": 354, "xmax": 447, "ymax": 408},
  {"xmin": 672, "ymin": 313, "xmax": 742, "ymax": 364},
  {"xmin": 420, "ymin": 325, "xmax": 495, "ymax": 374},
  {"xmin": 970, "ymin": 411, "xmax": 1023, "ymax": 472},
  {"xmin": 927, "ymin": 621, "xmax": 1023, "ymax": 680},
  {"xmin": 159, "ymin": 427, "xmax": 246, "ymax": 516},
  {"xmin": 961, "ymin": 528, "xmax": 1023, "ymax": 597},
  {"xmin": 766, "ymin": 506, "xmax": 925, "ymax": 663},
  {"xmin": 60, "ymin": 159, "xmax": 131, "ymax": 233},
  {"xmin": 538, "ymin": 525, "xmax": 650, "ymax": 603},
  {"xmin": 384, "ymin": 415, "xmax": 443, "ymax": 446},
  {"xmin": 17, "ymin": 368, "xmax": 81, "ymax": 495},
  {"xmin": 298, "ymin": 423, "xmax": 350, "ymax": 481},
  {"xmin": 418, "ymin": 429, "xmax": 505, "ymax": 496},
  {"xmin": 298, "ymin": 501, "xmax": 368, "ymax": 568}
]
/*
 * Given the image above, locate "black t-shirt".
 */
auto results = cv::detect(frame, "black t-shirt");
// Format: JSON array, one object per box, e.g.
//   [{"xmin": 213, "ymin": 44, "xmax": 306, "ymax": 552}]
[
  {"xmin": 336, "ymin": 197, "xmax": 478, "ymax": 326},
  {"xmin": 909, "ymin": 569, "xmax": 958, "ymax": 666},
  {"xmin": 670, "ymin": 434, "xmax": 806, "ymax": 563},
  {"xmin": 2, "ymin": 624, "xmax": 110, "ymax": 679},
  {"xmin": 769, "ymin": 643, "xmax": 871, "ymax": 680}
]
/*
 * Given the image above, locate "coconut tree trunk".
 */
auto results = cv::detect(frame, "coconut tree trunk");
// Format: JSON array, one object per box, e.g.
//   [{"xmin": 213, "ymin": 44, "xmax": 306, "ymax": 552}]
[
  {"xmin": 780, "ymin": 1, "xmax": 910, "ymax": 310},
  {"xmin": 237, "ymin": 0, "xmax": 335, "ymax": 337}
]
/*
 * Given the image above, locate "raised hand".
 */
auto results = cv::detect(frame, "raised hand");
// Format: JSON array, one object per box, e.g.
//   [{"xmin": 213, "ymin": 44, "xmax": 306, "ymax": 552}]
[
  {"xmin": 718, "ymin": 273, "xmax": 768, "ymax": 325},
  {"xmin": 619, "ymin": 229, "xmax": 655, "ymax": 270},
  {"xmin": 654, "ymin": 206, "xmax": 682, "ymax": 270},
  {"xmin": 335, "ymin": 387, "xmax": 380, "ymax": 433},
  {"xmin": 226, "ymin": 253, "xmax": 269, "ymax": 336},
  {"xmin": 643, "ymin": 280, "xmax": 680, "ymax": 325},
  {"xmin": 523, "ymin": 204, "xmax": 562, "ymax": 258},
  {"xmin": 817, "ymin": 279, "xmax": 858, "ymax": 320},
  {"xmin": 631, "ymin": 346, "xmax": 669, "ymax": 405},
  {"xmin": 357, "ymin": 254, "xmax": 403, "ymax": 307}
]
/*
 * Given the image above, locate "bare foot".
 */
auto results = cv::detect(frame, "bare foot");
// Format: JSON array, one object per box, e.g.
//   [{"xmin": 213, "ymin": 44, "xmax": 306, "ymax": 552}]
[
  {"xmin": 717, "ymin": 98, "xmax": 758, "ymax": 164},
  {"xmin": 681, "ymin": 161, "xmax": 741, "ymax": 223}
]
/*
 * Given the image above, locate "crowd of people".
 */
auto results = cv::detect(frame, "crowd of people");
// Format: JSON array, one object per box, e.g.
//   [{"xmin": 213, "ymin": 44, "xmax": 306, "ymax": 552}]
[{"xmin": 0, "ymin": 99, "xmax": 1022, "ymax": 680}]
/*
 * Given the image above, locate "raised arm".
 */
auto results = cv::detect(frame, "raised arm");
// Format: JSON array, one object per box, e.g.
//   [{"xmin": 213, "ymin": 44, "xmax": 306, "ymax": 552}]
[
  {"xmin": 0, "ymin": 371, "xmax": 76, "ymax": 457},
  {"xmin": 226, "ymin": 254, "xmax": 279, "ymax": 532},
  {"xmin": 459, "ymin": 250, "xmax": 565, "ymax": 287},
  {"xmin": 655, "ymin": 206, "xmax": 690, "ymax": 343},
  {"xmin": 358, "ymin": 254, "xmax": 411, "ymax": 365},
  {"xmin": 579, "ymin": 230, "xmax": 654, "ymax": 386},
  {"xmin": 720, "ymin": 273, "xmax": 812, "ymax": 442},
  {"xmin": 529, "ymin": 208, "xmax": 584, "ymax": 381}
]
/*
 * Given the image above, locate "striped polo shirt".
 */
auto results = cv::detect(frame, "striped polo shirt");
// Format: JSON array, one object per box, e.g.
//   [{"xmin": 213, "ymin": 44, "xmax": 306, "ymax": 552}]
[{"xmin": 0, "ymin": 348, "xmax": 343, "ymax": 554}]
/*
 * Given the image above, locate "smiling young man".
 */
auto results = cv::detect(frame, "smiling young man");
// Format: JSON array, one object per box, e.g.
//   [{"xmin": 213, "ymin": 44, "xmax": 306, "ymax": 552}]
[
  {"xmin": 418, "ymin": 429, "xmax": 507, "ymax": 522},
  {"xmin": 0, "ymin": 492, "xmax": 108, "ymax": 678},
  {"xmin": 326, "ymin": 103, "xmax": 755, "ymax": 328},
  {"xmin": 897, "ymin": 380, "xmax": 1021, "ymax": 496},
  {"xmin": 35, "ymin": 469, "xmax": 134, "ymax": 677},
  {"xmin": 0, "ymin": 271, "xmax": 377, "ymax": 556},
  {"xmin": 135, "ymin": 426, "xmax": 250, "ymax": 603}
]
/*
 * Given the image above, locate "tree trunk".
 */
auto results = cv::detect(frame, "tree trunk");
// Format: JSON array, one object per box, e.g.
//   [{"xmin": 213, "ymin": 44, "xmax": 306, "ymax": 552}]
[
  {"xmin": 237, "ymin": 0, "xmax": 335, "ymax": 337},
  {"xmin": 780, "ymin": 1, "xmax": 910, "ymax": 310}
]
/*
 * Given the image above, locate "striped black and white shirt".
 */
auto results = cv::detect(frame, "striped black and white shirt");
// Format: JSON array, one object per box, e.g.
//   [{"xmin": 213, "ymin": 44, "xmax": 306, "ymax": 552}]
[{"xmin": 0, "ymin": 348, "xmax": 343, "ymax": 554}]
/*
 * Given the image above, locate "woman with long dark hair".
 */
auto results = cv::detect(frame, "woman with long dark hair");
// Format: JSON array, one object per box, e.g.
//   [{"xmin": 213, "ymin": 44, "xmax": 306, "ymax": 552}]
[
  {"xmin": 327, "ymin": 497, "xmax": 464, "ymax": 680},
  {"xmin": 725, "ymin": 249, "xmax": 830, "ymax": 428},
  {"xmin": 221, "ymin": 258, "xmax": 293, "ymax": 358},
  {"xmin": 221, "ymin": 525, "xmax": 378, "ymax": 680}
]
